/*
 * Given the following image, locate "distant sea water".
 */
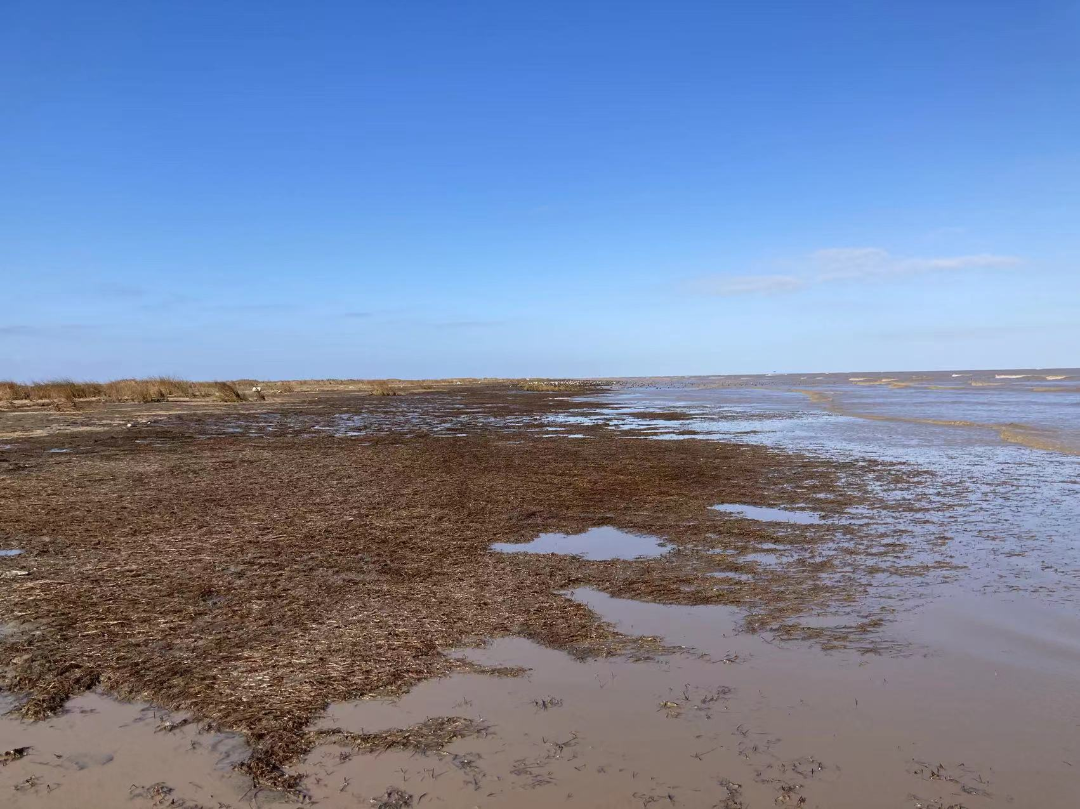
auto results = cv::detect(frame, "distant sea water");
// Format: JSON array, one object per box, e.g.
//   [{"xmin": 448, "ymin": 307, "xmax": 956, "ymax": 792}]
[
  {"xmin": 613, "ymin": 368, "xmax": 1080, "ymax": 455},
  {"xmin": 558, "ymin": 369, "xmax": 1080, "ymax": 605},
  {"xmin": 786, "ymin": 368, "xmax": 1080, "ymax": 455}
]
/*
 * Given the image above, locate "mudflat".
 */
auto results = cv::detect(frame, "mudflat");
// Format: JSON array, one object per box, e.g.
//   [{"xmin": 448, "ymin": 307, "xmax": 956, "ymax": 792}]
[{"xmin": 1, "ymin": 383, "xmax": 1076, "ymax": 808}]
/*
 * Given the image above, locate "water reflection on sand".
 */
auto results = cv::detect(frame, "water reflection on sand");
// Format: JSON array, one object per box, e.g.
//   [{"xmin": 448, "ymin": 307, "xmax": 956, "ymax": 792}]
[
  {"xmin": 491, "ymin": 526, "xmax": 669, "ymax": 560},
  {"xmin": 2, "ymin": 373, "xmax": 1077, "ymax": 808}
]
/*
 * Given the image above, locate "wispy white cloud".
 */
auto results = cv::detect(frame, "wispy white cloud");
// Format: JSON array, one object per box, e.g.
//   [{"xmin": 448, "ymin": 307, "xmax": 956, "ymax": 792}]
[
  {"xmin": 870, "ymin": 321, "xmax": 1077, "ymax": 342},
  {"xmin": 812, "ymin": 247, "xmax": 1021, "ymax": 281},
  {"xmin": 435, "ymin": 319, "xmax": 504, "ymax": 329},
  {"xmin": 688, "ymin": 274, "xmax": 805, "ymax": 296},
  {"xmin": 906, "ymin": 254, "xmax": 1021, "ymax": 271},
  {"xmin": 692, "ymin": 248, "xmax": 1022, "ymax": 296},
  {"xmin": 0, "ymin": 324, "xmax": 100, "ymax": 338}
]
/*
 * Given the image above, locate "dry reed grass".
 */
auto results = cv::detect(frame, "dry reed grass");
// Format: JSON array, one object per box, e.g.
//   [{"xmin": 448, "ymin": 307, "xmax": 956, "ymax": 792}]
[
  {"xmin": 0, "ymin": 380, "xmax": 103, "ymax": 402},
  {"xmin": 206, "ymin": 381, "xmax": 245, "ymax": 402},
  {"xmin": 368, "ymin": 380, "xmax": 399, "ymax": 396},
  {"xmin": 0, "ymin": 377, "xmax": 245, "ymax": 405},
  {"xmin": 103, "ymin": 377, "xmax": 194, "ymax": 403},
  {"xmin": 0, "ymin": 376, "xmax": 449, "ymax": 405}
]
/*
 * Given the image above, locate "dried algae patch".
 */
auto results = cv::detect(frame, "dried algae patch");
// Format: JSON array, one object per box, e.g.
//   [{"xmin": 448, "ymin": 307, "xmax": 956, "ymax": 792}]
[
  {"xmin": 0, "ymin": 388, "xmax": 911, "ymax": 786},
  {"xmin": 310, "ymin": 716, "xmax": 486, "ymax": 755}
]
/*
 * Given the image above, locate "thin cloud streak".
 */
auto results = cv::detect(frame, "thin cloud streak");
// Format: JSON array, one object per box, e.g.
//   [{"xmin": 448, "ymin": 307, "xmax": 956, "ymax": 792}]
[
  {"xmin": 812, "ymin": 247, "xmax": 1021, "ymax": 281},
  {"xmin": 435, "ymin": 320, "xmax": 504, "ymax": 329},
  {"xmin": 0, "ymin": 324, "xmax": 100, "ymax": 338},
  {"xmin": 693, "ymin": 248, "xmax": 1023, "ymax": 296},
  {"xmin": 869, "ymin": 321, "xmax": 1077, "ymax": 342},
  {"xmin": 689, "ymin": 275, "xmax": 805, "ymax": 296}
]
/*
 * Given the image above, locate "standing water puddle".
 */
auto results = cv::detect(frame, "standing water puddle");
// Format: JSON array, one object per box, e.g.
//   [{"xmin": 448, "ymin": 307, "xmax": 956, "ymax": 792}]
[
  {"xmin": 712, "ymin": 502, "xmax": 825, "ymax": 523},
  {"xmin": 0, "ymin": 550, "xmax": 22, "ymax": 558},
  {"xmin": 295, "ymin": 587, "xmax": 1079, "ymax": 808},
  {"xmin": 0, "ymin": 692, "xmax": 252, "ymax": 807},
  {"xmin": 491, "ymin": 526, "xmax": 668, "ymax": 560}
]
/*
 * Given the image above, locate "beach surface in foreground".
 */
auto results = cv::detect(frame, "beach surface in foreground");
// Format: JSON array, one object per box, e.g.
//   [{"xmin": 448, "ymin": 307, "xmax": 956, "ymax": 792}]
[{"xmin": 1, "ymin": 373, "xmax": 1077, "ymax": 808}]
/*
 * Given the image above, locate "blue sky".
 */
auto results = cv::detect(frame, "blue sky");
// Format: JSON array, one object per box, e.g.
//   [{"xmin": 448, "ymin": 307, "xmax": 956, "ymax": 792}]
[{"xmin": 2, "ymin": 1, "xmax": 1078, "ymax": 380}]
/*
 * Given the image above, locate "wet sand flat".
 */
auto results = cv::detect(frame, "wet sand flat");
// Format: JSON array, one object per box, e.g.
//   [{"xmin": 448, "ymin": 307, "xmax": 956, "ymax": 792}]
[
  {"xmin": 1, "ymin": 381, "xmax": 1077, "ymax": 807},
  {"xmin": 301, "ymin": 590, "xmax": 1078, "ymax": 809}
]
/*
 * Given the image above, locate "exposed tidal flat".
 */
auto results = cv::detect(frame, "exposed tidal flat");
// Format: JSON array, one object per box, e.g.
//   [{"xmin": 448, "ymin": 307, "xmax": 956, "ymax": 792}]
[{"xmin": 0, "ymin": 371, "xmax": 1077, "ymax": 807}]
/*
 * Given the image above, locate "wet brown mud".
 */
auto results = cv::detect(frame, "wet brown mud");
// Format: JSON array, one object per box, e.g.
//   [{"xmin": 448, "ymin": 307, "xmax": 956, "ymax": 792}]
[
  {"xmin": 0, "ymin": 692, "xmax": 250, "ymax": 808},
  {"xmin": 0, "ymin": 385, "xmax": 1075, "ymax": 807},
  {"xmin": 295, "ymin": 589, "xmax": 1078, "ymax": 808}
]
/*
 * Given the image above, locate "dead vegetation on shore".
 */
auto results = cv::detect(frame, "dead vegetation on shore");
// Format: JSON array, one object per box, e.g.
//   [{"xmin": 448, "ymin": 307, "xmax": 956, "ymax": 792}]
[
  {"xmin": 517, "ymin": 379, "xmax": 609, "ymax": 392},
  {"xmin": 369, "ymin": 380, "xmax": 399, "ymax": 396},
  {"xmin": 0, "ymin": 375, "xmax": 511, "ymax": 408},
  {"xmin": 308, "ymin": 716, "xmax": 487, "ymax": 756},
  {"xmin": 0, "ymin": 374, "xmax": 617, "ymax": 409},
  {"xmin": 0, "ymin": 388, "xmax": 916, "ymax": 790},
  {"xmin": 0, "ymin": 377, "xmax": 247, "ymax": 406}
]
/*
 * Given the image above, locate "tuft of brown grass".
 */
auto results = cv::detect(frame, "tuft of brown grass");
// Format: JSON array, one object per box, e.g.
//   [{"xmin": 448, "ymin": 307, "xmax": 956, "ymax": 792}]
[
  {"xmin": 24, "ymin": 380, "xmax": 105, "ymax": 402},
  {"xmin": 0, "ymin": 381, "xmax": 27, "ymax": 402},
  {"xmin": 203, "ymin": 381, "xmax": 244, "ymax": 403},
  {"xmin": 368, "ymin": 380, "xmax": 399, "ymax": 396},
  {"xmin": 102, "ymin": 377, "xmax": 194, "ymax": 403}
]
